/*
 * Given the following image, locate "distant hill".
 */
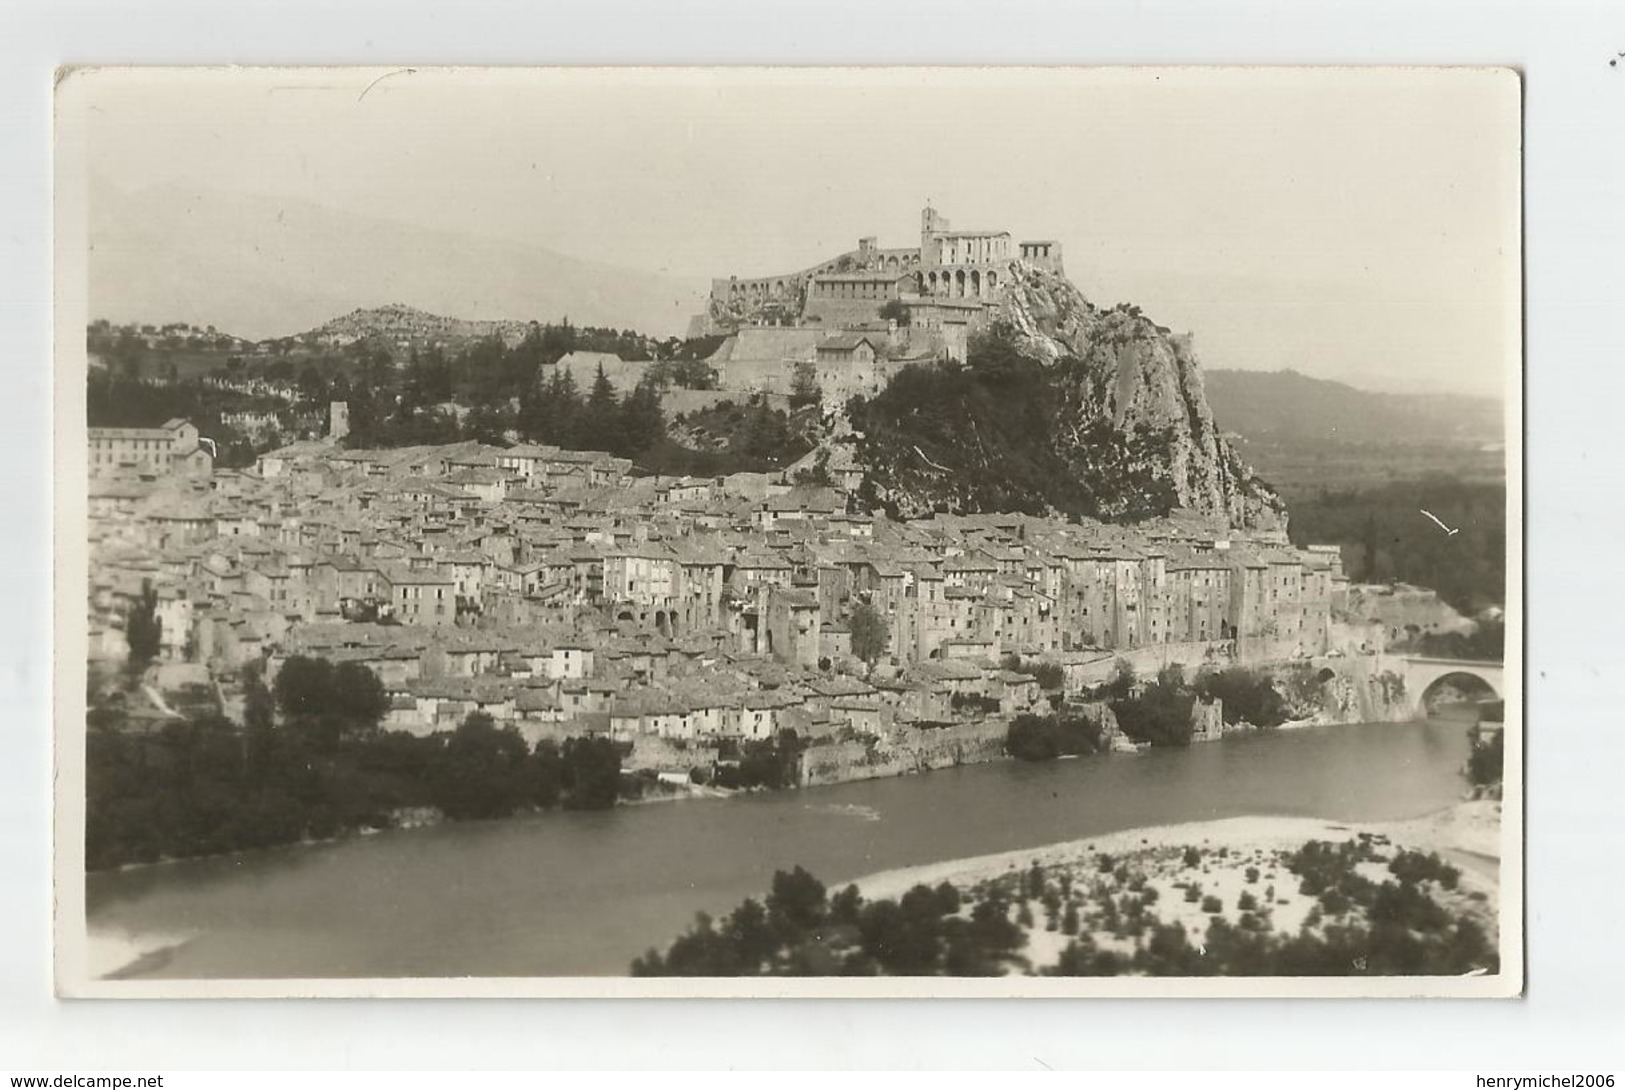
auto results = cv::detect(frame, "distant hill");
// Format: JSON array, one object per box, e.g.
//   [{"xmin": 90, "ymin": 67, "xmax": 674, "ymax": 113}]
[
  {"xmin": 88, "ymin": 177, "xmax": 708, "ymax": 341},
  {"xmin": 304, "ymin": 304, "xmax": 532, "ymax": 352},
  {"xmin": 1203, "ymin": 369, "xmax": 1503, "ymax": 447}
]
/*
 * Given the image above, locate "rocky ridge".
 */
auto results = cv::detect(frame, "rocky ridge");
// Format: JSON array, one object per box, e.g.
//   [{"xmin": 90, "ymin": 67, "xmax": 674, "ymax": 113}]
[{"xmin": 989, "ymin": 263, "xmax": 1285, "ymax": 529}]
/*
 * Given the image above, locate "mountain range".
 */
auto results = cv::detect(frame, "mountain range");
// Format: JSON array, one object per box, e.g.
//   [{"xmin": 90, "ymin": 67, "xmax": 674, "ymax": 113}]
[
  {"xmin": 1202, "ymin": 368, "xmax": 1504, "ymax": 448},
  {"xmin": 87, "ymin": 178, "xmax": 708, "ymax": 341}
]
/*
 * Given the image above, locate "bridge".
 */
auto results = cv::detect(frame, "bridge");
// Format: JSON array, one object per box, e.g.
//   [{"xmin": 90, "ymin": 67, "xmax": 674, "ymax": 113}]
[{"xmin": 1399, "ymin": 656, "xmax": 1505, "ymax": 717}]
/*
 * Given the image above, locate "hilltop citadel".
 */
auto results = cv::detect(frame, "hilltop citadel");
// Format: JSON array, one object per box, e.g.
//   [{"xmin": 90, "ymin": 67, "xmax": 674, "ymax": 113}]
[{"xmin": 681, "ymin": 205, "xmax": 1061, "ymax": 406}]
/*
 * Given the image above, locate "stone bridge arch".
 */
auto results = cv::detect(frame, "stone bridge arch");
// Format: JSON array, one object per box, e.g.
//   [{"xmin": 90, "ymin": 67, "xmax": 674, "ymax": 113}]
[{"xmin": 1401, "ymin": 656, "xmax": 1504, "ymax": 716}]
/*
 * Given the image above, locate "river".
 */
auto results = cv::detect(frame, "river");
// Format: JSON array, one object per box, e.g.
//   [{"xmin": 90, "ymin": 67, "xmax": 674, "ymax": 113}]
[{"xmin": 85, "ymin": 717, "xmax": 1474, "ymax": 979}]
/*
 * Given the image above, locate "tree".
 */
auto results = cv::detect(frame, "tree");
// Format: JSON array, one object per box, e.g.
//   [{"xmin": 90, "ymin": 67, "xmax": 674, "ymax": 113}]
[
  {"xmin": 464, "ymin": 403, "xmax": 511, "ymax": 447},
  {"xmin": 768, "ymin": 866, "xmax": 828, "ymax": 935},
  {"xmin": 298, "ymin": 364, "xmax": 329, "ymax": 404},
  {"xmin": 404, "ymin": 347, "xmax": 453, "ymax": 408},
  {"xmin": 1361, "ymin": 511, "xmax": 1382, "ymax": 582},
  {"xmin": 432, "ymin": 712, "xmax": 533, "ymax": 820},
  {"xmin": 617, "ymin": 380, "xmax": 667, "ymax": 457},
  {"xmin": 539, "ymin": 318, "xmax": 578, "ymax": 363},
  {"xmin": 561, "ymin": 736, "xmax": 622, "ymax": 809},
  {"xmin": 270, "ymin": 655, "xmax": 390, "ymax": 749},
  {"xmin": 789, "ymin": 360, "xmax": 821, "ymax": 409},
  {"xmin": 723, "ymin": 898, "xmax": 779, "ymax": 971},
  {"xmin": 124, "ymin": 580, "xmax": 163, "ymax": 679},
  {"xmin": 794, "ymin": 449, "xmax": 834, "ymax": 488},
  {"xmin": 1111, "ymin": 664, "xmax": 1196, "ymax": 747},
  {"xmin": 1467, "ymin": 727, "xmax": 1504, "ymax": 787},
  {"xmin": 1194, "ymin": 666, "xmax": 1288, "ymax": 728},
  {"xmin": 1105, "ymin": 658, "xmax": 1137, "ymax": 700},
  {"xmin": 332, "ymin": 661, "xmax": 389, "ymax": 733},
  {"xmin": 829, "ymin": 884, "xmax": 865, "ymax": 928},
  {"xmin": 580, "ymin": 365, "xmax": 625, "ymax": 454},
  {"xmin": 527, "ymin": 368, "xmax": 583, "ymax": 446},
  {"xmin": 531, "ymin": 739, "xmax": 564, "ymax": 808},
  {"xmin": 878, "ymin": 298, "xmax": 909, "ymax": 327},
  {"xmin": 273, "ymin": 656, "xmax": 336, "ymax": 720},
  {"xmin": 849, "ymin": 601, "xmax": 890, "ymax": 667},
  {"xmin": 1005, "ymin": 712, "xmax": 1103, "ymax": 761},
  {"xmin": 1005, "ymin": 714, "xmax": 1061, "ymax": 761},
  {"xmin": 737, "ymin": 402, "xmax": 794, "ymax": 461},
  {"xmin": 858, "ymin": 898, "xmax": 940, "ymax": 974},
  {"xmin": 1018, "ymin": 659, "xmax": 1065, "ymax": 691}
]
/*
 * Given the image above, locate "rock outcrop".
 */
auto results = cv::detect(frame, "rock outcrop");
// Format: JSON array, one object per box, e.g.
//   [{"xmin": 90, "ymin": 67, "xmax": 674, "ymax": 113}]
[
  {"xmin": 846, "ymin": 262, "xmax": 1284, "ymax": 528},
  {"xmin": 990, "ymin": 263, "xmax": 1285, "ymax": 529}
]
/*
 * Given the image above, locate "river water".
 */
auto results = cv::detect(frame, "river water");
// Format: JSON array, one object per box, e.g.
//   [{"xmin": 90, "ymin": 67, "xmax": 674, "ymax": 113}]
[{"xmin": 86, "ymin": 717, "xmax": 1473, "ymax": 979}]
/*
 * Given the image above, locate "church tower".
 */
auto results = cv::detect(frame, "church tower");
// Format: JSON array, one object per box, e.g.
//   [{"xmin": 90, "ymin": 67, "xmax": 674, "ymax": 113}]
[{"xmin": 920, "ymin": 203, "xmax": 950, "ymax": 266}]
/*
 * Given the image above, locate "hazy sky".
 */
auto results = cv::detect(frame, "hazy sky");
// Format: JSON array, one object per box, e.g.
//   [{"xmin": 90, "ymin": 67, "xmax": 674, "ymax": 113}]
[{"xmin": 78, "ymin": 67, "xmax": 1518, "ymax": 396}]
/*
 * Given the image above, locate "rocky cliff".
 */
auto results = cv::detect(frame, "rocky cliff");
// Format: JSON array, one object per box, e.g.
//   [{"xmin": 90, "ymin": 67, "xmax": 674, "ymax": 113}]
[
  {"xmin": 990, "ymin": 264, "xmax": 1285, "ymax": 528},
  {"xmin": 847, "ymin": 263, "xmax": 1283, "ymax": 528}
]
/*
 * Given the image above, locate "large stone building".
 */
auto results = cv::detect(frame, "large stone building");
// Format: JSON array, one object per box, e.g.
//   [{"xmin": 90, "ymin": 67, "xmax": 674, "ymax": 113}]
[
  {"xmin": 694, "ymin": 205, "xmax": 1065, "ymax": 397},
  {"xmin": 88, "ymin": 418, "xmax": 214, "ymax": 478},
  {"xmin": 701, "ymin": 204, "xmax": 1064, "ymax": 337}
]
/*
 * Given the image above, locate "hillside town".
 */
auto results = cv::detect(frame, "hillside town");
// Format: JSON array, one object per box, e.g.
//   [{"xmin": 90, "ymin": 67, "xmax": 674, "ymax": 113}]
[
  {"xmin": 80, "ymin": 201, "xmax": 1492, "ymax": 796},
  {"xmin": 83, "ymin": 393, "xmax": 1409, "ymax": 791}
]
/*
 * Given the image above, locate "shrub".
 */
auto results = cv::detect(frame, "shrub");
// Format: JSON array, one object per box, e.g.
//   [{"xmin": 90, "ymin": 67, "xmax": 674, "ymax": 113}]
[
  {"xmin": 1201, "ymin": 895, "xmax": 1223, "ymax": 914},
  {"xmin": 1193, "ymin": 666, "xmax": 1289, "ymax": 727},
  {"xmin": 1111, "ymin": 666, "xmax": 1196, "ymax": 747},
  {"xmin": 1004, "ymin": 712, "xmax": 1103, "ymax": 761},
  {"xmin": 1388, "ymin": 850, "xmax": 1461, "ymax": 890},
  {"xmin": 1023, "ymin": 661, "xmax": 1065, "ymax": 690}
]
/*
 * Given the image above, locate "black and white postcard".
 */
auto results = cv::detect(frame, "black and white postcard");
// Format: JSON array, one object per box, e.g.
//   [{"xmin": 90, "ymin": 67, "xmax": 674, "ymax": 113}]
[{"xmin": 52, "ymin": 66, "xmax": 1522, "ymax": 997}]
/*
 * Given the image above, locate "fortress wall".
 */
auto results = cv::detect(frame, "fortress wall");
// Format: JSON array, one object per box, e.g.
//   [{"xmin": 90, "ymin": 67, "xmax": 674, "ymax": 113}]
[
  {"xmin": 891, "ymin": 322, "xmax": 966, "ymax": 364},
  {"xmin": 802, "ymin": 297, "xmax": 892, "ymax": 328},
  {"xmin": 719, "ymin": 358, "xmax": 795, "ymax": 395},
  {"xmin": 730, "ymin": 327, "xmax": 825, "ymax": 360},
  {"xmin": 709, "ymin": 247, "xmax": 926, "ymax": 315}
]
